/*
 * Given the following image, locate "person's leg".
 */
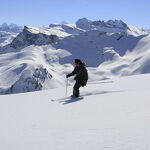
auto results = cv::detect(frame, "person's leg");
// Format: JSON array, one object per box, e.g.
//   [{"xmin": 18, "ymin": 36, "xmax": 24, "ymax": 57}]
[{"xmin": 73, "ymin": 80, "xmax": 82, "ymax": 97}]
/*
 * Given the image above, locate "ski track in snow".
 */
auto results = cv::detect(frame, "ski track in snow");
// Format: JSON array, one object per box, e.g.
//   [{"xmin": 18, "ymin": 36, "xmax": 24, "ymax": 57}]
[{"xmin": 52, "ymin": 90, "xmax": 122, "ymax": 105}]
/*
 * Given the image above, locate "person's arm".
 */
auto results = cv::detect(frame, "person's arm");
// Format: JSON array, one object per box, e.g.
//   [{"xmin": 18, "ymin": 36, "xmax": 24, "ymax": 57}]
[{"xmin": 66, "ymin": 67, "xmax": 76, "ymax": 78}]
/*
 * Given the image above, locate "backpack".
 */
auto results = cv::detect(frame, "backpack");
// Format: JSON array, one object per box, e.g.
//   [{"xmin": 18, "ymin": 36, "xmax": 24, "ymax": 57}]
[{"xmin": 81, "ymin": 63, "xmax": 88, "ymax": 86}]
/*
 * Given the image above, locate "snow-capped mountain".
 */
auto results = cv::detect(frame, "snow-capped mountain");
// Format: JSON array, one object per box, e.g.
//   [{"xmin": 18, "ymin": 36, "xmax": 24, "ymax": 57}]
[
  {"xmin": 0, "ymin": 18, "xmax": 150, "ymax": 94},
  {"xmin": 10, "ymin": 26, "xmax": 58, "ymax": 48},
  {"xmin": 147, "ymin": 29, "xmax": 150, "ymax": 33},
  {"xmin": 0, "ymin": 23, "xmax": 22, "ymax": 33},
  {"xmin": 0, "ymin": 31, "xmax": 17, "ymax": 47},
  {"xmin": 0, "ymin": 23, "xmax": 22, "ymax": 47},
  {"xmin": 76, "ymin": 18, "xmax": 128, "ymax": 32}
]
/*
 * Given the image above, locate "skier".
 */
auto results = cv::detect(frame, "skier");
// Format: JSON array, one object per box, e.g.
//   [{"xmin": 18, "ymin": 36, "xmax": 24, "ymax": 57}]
[{"xmin": 66, "ymin": 59, "xmax": 88, "ymax": 98}]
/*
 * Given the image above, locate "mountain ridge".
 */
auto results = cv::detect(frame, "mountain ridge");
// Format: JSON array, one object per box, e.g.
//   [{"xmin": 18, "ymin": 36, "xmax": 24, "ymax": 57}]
[{"xmin": 0, "ymin": 18, "xmax": 149, "ymax": 94}]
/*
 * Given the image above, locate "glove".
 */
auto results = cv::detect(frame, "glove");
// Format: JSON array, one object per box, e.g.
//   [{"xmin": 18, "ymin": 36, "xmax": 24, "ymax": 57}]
[
  {"xmin": 74, "ymin": 76, "xmax": 77, "ymax": 80},
  {"xmin": 81, "ymin": 83, "xmax": 86, "ymax": 87},
  {"xmin": 66, "ymin": 75, "xmax": 69, "ymax": 78}
]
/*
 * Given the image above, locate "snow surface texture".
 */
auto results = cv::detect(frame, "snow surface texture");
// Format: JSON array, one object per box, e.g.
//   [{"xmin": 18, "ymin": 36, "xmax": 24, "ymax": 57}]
[
  {"xmin": 0, "ymin": 18, "xmax": 149, "ymax": 94},
  {"xmin": 0, "ymin": 74, "xmax": 150, "ymax": 150}
]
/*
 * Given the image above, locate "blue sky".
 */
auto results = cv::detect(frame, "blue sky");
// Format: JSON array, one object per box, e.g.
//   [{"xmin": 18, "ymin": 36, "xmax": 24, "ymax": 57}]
[{"xmin": 0, "ymin": 0, "xmax": 150, "ymax": 28}]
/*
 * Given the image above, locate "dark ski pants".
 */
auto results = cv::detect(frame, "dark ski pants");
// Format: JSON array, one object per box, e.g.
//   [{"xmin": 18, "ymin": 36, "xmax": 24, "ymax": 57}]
[{"xmin": 73, "ymin": 80, "xmax": 82, "ymax": 97}]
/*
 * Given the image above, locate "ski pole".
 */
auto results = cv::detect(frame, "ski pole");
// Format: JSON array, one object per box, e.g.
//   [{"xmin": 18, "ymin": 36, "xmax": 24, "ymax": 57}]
[{"xmin": 66, "ymin": 78, "xmax": 68, "ymax": 97}]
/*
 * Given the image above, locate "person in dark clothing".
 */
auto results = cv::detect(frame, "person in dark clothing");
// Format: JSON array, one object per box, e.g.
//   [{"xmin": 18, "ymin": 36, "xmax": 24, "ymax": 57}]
[{"xmin": 66, "ymin": 59, "xmax": 88, "ymax": 98}]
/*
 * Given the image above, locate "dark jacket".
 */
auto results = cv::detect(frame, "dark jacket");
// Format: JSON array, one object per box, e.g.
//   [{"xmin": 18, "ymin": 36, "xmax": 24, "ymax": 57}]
[{"xmin": 67, "ymin": 63, "xmax": 88, "ymax": 86}]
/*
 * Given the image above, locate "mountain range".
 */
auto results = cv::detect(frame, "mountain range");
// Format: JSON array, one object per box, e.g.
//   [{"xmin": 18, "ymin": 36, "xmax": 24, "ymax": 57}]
[{"xmin": 0, "ymin": 18, "xmax": 150, "ymax": 94}]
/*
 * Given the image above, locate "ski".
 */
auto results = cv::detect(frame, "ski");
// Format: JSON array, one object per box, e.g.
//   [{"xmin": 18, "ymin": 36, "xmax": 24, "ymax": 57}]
[
  {"xmin": 51, "ymin": 96, "xmax": 73, "ymax": 102},
  {"xmin": 51, "ymin": 96, "xmax": 83, "ymax": 102}
]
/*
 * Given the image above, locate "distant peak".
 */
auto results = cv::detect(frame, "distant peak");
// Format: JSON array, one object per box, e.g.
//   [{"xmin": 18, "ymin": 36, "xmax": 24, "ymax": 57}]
[
  {"xmin": 0, "ymin": 23, "xmax": 22, "ymax": 33},
  {"xmin": 76, "ymin": 18, "xmax": 127, "ymax": 30}
]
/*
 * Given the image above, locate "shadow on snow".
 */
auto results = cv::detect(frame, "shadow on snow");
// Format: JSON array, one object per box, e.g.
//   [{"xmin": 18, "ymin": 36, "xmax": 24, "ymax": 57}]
[{"xmin": 61, "ymin": 90, "xmax": 122, "ymax": 105}]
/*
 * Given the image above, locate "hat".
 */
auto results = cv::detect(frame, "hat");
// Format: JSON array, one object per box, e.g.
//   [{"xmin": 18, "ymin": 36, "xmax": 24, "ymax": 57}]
[{"xmin": 74, "ymin": 59, "xmax": 82, "ymax": 64}]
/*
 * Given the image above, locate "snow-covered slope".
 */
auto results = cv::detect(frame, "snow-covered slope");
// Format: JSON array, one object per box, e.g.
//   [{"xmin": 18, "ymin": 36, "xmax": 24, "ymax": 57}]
[
  {"xmin": 54, "ymin": 30, "xmax": 146, "ymax": 66},
  {"xmin": 0, "ymin": 18, "xmax": 150, "ymax": 94},
  {"xmin": 146, "ymin": 29, "xmax": 150, "ymax": 33},
  {"xmin": 0, "ymin": 74, "xmax": 150, "ymax": 150},
  {"xmin": 0, "ymin": 31, "xmax": 17, "ymax": 47},
  {"xmin": 99, "ymin": 34, "xmax": 150, "ymax": 77},
  {"xmin": 0, "ymin": 45, "xmax": 71, "ymax": 94}
]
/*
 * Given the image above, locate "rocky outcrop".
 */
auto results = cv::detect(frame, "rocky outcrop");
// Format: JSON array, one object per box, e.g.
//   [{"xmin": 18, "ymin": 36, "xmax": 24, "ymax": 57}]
[
  {"xmin": 10, "ymin": 26, "xmax": 58, "ymax": 48},
  {"xmin": 7, "ymin": 66, "xmax": 52, "ymax": 94}
]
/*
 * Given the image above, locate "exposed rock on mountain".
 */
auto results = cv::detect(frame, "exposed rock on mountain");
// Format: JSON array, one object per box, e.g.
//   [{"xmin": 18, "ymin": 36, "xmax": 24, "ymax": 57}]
[{"xmin": 10, "ymin": 26, "xmax": 58, "ymax": 48}]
